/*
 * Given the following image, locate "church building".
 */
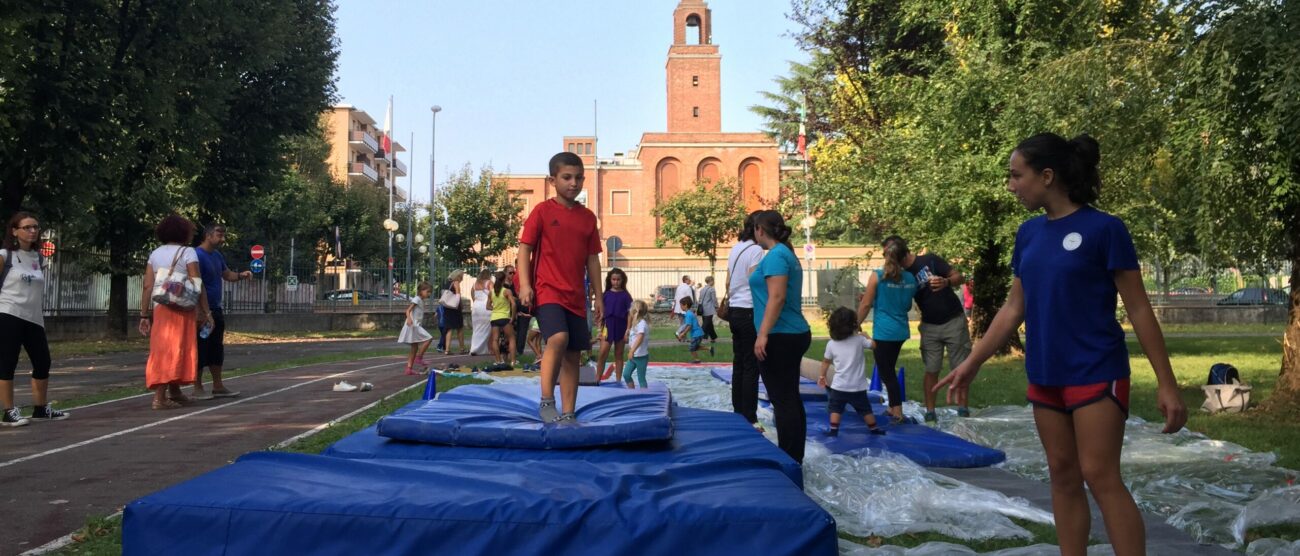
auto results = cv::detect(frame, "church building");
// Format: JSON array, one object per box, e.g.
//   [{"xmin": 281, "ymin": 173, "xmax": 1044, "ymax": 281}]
[{"xmin": 500, "ymin": 0, "xmax": 797, "ymax": 262}]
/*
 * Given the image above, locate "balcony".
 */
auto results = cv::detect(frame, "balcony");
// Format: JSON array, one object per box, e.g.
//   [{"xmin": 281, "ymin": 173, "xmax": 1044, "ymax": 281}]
[
  {"xmin": 348, "ymin": 131, "xmax": 378, "ymax": 154},
  {"xmin": 392, "ymin": 157, "xmax": 408, "ymax": 177},
  {"xmin": 348, "ymin": 162, "xmax": 378, "ymax": 184}
]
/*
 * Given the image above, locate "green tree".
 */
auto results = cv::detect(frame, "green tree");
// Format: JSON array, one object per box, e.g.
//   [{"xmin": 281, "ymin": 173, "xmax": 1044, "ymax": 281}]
[
  {"xmin": 431, "ymin": 165, "xmax": 524, "ymax": 268},
  {"xmin": 652, "ymin": 179, "xmax": 747, "ymax": 273},
  {"xmin": 749, "ymin": 59, "xmax": 835, "ymax": 153}
]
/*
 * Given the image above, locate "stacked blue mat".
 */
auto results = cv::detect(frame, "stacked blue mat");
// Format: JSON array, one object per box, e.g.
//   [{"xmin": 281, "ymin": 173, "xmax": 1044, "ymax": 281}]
[
  {"xmin": 710, "ymin": 367, "xmax": 1004, "ymax": 468},
  {"xmin": 123, "ymin": 382, "xmax": 837, "ymax": 555}
]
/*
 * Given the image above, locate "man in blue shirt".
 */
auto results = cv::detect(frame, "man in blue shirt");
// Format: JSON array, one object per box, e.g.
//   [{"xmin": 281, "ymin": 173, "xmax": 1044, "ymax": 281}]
[{"xmin": 193, "ymin": 224, "xmax": 252, "ymax": 400}]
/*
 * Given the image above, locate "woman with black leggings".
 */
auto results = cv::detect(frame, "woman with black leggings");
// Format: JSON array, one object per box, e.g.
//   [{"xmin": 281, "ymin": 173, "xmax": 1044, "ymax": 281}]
[
  {"xmin": 1, "ymin": 212, "xmax": 68, "ymax": 427},
  {"xmin": 856, "ymin": 240, "xmax": 918, "ymax": 421},
  {"xmin": 749, "ymin": 211, "xmax": 812, "ymax": 463}
]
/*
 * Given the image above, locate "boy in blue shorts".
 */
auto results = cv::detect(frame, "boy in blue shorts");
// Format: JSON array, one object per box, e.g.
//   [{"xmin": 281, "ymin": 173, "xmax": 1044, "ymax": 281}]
[
  {"xmin": 517, "ymin": 152, "xmax": 604, "ymax": 423},
  {"xmin": 675, "ymin": 297, "xmax": 706, "ymax": 363},
  {"xmin": 816, "ymin": 307, "xmax": 885, "ymax": 436}
]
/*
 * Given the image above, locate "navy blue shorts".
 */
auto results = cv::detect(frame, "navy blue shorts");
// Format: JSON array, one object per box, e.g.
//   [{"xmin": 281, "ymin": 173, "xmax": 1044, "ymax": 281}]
[
  {"xmin": 689, "ymin": 336, "xmax": 703, "ymax": 351},
  {"xmin": 535, "ymin": 304, "xmax": 591, "ymax": 352},
  {"xmin": 827, "ymin": 387, "xmax": 876, "ymax": 416}
]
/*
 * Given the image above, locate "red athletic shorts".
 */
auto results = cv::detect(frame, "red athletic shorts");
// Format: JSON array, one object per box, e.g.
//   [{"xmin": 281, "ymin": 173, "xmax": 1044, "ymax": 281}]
[{"xmin": 1027, "ymin": 378, "xmax": 1130, "ymax": 416}]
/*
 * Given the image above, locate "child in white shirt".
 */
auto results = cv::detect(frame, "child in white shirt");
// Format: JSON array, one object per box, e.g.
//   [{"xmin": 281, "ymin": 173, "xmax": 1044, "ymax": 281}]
[{"xmin": 817, "ymin": 307, "xmax": 885, "ymax": 436}]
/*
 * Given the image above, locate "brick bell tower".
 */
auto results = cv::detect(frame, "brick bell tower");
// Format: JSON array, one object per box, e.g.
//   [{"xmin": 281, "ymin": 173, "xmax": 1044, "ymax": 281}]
[{"xmin": 666, "ymin": 0, "xmax": 721, "ymax": 133}]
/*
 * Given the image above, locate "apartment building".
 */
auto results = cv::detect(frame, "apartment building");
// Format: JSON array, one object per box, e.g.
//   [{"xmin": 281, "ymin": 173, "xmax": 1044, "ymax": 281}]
[{"xmin": 322, "ymin": 104, "xmax": 408, "ymax": 201}]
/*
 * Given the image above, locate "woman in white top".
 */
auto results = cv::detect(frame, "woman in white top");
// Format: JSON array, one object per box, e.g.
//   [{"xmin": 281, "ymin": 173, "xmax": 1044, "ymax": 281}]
[
  {"xmin": 0, "ymin": 212, "xmax": 68, "ymax": 426},
  {"xmin": 139, "ymin": 214, "xmax": 211, "ymax": 410},
  {"xmin": 724, "ymin": 211, "xmax": 766, "ymax": 427},
  {"xmin": 469, "ymin": 269, "xmax": 493, "ymax": 356}
]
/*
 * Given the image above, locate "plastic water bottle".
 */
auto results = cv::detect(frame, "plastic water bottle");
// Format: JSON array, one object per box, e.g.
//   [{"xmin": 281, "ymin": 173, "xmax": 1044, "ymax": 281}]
[{"xmin": 199, "ymin": 321, "xmax": 214, "ymax": 339}]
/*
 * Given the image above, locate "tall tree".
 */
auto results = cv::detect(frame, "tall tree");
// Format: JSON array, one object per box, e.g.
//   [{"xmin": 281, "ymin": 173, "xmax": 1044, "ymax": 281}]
[
  {"xmin": 652, "ymin": 179, "xmax": 747, "ymax": 274},
  {"xmin": 432, "ymin": 165, "xmax": 525, "ymax": 269}
]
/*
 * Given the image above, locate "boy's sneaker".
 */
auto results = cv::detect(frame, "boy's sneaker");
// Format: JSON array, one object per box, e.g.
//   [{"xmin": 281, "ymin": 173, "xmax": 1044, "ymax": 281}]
[
  {"xmin": 923, "ymin": 411, "xmax": 937, "ymax": 423},
  {"xmin": 956, "ymin": 407, "xmax": 971, "ymax": 418},
  {"xmin": 708, "ymin": 343, "xmax": 715, "ymax": 356},
  {"xmin": 824, "ymin": 428, "xmax": 839, "ymax": 437},
  {"xmin": 31, "ymin": 405, "xmax": 69, "ymax": 421},
  {"xmin": 538, "ymin": 398, "xmax": 559, "ymax": 423},
  {"xmin": 868, "ymin": 427, "xmax": 887, "ymax": 436},
  {"xmin": 1, "ymin": 407, "xmax": 29, "ymax": 427},
  {"xmin": 556, "ymin": 412, "xmax": 578, "ymax": 425}
]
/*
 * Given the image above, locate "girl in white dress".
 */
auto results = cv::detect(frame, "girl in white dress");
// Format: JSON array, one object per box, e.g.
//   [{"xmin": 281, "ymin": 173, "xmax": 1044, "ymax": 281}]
[
  {"xmin": 469, "ymin": 270, "xmax": 493, "ymax": 356},
  {"xmin": 399, "ymin": 282, "xmax": 434, "ymax": 375}
]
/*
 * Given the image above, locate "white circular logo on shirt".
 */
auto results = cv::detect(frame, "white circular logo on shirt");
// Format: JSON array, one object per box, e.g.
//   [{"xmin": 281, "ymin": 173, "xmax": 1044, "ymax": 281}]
[{"xmin": 1062, "ymin": 232, "xmax": 1083, "ymax": 251}]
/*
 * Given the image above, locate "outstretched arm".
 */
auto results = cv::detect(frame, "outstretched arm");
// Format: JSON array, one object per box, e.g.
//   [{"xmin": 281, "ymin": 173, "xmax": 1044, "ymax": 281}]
[{"xmin": 934, "ymin": 278, "xmax": 1026, "ymax": 404}]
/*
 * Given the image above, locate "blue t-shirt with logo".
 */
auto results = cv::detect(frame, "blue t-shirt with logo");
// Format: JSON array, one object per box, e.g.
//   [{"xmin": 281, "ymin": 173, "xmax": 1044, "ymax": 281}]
[
  {"xmin": 749, "ymin": 243, "xmax": 810, "ymax": 335},
  {"xmin": 196, "ymin": 247, "xmax": 227, "ymax": 310},
  {"xmin": 1012, "ymin": 206, "xmax": 1139, "ymax": 386},
  {"xmin": 871, "ymin": 268, "xmax": 917, "ymax": 342}
]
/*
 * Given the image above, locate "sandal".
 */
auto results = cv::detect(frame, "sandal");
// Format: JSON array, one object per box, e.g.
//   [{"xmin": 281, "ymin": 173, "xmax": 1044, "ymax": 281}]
[{"xmin": 152, "ymin": 399, "xmax": 183, "ymax": 410}]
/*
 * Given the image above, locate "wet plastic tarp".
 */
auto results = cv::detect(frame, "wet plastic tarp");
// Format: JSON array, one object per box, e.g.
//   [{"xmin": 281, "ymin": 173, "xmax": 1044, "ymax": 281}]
[
  {"xmin": 942, "ymin": 404, "xmax": 1300, "ymax": 548},
  {"xmin": 123, "ymin": 452, "xmax": 838, "ymax": 556},
  {"xmin": 377, "ymin": 383, "xmax": 672, "ymax": 449},
  {"xmin": 325, "ymin": 402, "xmax": 802, "ymax": 487}
]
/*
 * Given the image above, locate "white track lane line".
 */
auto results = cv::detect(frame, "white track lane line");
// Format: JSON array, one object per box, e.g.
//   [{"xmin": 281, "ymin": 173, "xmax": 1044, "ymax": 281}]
[
  {"xmin": 0, "ymin": 360, "xmax": 400, "ymax": 470},
  {"xmin": 64, "ymin": 354, "xmax": 401, "ymax": 411}
]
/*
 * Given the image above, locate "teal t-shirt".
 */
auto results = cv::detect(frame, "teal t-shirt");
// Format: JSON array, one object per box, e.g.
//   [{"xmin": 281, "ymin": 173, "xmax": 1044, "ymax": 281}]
[
  {"xmin": 749, "ymin": 243, "xmax": 810, "ymax": 335},
  {"xmin": 871, "ymin": 268, "xmax": 917, "ymax": 342}
]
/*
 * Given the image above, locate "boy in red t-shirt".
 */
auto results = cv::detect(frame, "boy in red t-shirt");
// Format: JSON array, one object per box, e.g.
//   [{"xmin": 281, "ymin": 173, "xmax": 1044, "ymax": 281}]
[{"xmin": 517, "ymin": 152, "xmax": 604, "ymax": 423}]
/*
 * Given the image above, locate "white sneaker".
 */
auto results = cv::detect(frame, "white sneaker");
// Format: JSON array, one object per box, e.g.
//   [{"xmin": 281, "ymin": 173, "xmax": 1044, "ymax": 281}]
[
  {"xmin": 358, "ymin": 382, "xmax": 374, "ymax": 392},
  {"xmin": 333, "ymin": 381, "xmax": 358, "ymax": 392}
]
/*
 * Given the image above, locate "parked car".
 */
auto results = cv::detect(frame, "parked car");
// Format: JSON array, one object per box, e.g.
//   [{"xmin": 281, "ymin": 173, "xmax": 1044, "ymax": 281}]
[
  {"xmin": 1169, "ymin": 286, "xmax": 1210, "ymax": 295},
  {"xmin": 321, "ymin": 289, "xmax": 378, "ymax": 301},
  {"xmin": 1216, "ymin": 287, "xmax": 1289, "ymax": 306},
  {"xmin": 651, "ymin": 285, "xmax": 676, "ymax": 312}
]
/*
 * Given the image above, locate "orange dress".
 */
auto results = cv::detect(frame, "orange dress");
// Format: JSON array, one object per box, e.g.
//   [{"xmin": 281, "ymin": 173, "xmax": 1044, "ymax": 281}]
[{"xmin": 145, "ymin": 304, "xmax": 197, "ymax": 389}]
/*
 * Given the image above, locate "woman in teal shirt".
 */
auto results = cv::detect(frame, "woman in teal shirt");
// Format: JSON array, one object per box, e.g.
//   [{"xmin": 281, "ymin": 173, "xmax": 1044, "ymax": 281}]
[
  {"xmin": 749, "ymin": 210, "xmax": 811, "ymax": 463},
  {"xmin": 855, "ymin": 240, "xmax": 917, "ymax": 422}
]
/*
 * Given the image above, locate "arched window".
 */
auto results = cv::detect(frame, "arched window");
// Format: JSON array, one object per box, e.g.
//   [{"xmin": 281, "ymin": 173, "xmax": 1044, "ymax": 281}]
[
  {"xmin": 685, "ymin": 14, "xmax": 701, "ymax": 45},
  {"xmin": 697, "ymin": 158, "xmax": 721, "ymax": 183},
  {"xmin": 739, "ymin": 158, "xmax": 763, "ymax": 211},
  {"xmin": 656, "ymin": 158, "xmax": 681, "ymax": 236}
]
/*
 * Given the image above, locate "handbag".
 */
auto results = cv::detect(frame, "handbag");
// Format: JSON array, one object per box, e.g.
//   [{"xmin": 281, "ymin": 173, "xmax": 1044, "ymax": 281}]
[
  {"xmin": 717, "ymin": 244, "xmax": 756, "ymax": 322},
  {"xmin": 150, "ymin": 247, "xmax": 201, "ymax": 310},
  {"xmin": 439, "ymin": 288, "xmax": 461, "ymax": 309}
]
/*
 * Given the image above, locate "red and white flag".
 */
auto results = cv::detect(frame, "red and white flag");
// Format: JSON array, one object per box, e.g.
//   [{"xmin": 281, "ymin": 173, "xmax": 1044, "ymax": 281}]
[
  {"xmin": 381, "ymin": 96, "xmax": 393, "ymax": 158},
  {"xmin": 797, "ymin": 95, "xmax": 807, "ymax": 159}
]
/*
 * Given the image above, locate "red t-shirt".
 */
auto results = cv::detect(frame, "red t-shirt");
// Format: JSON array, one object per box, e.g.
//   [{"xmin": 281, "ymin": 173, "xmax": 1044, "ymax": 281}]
[{"xmin": 520, "ymin": 198, "xmax": 601, "ymax": 317}]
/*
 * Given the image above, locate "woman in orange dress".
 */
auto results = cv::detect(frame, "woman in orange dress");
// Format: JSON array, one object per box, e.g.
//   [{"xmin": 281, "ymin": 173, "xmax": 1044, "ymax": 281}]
[{"xmin": 138, "ymin": 215, "xmax": 211, "ymax": 410}]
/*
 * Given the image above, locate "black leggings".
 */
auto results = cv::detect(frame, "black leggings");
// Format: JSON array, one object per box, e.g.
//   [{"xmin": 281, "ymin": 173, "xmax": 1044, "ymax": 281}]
[
  {"xmin": 701, "ymin": 315, "xmax": 718, "ymax": 341},
  {"xmin": 760, "ymin": 331, "xmax": 812, "ymax": 463},
  {"xmin": 873, "ymin": 340, "xmax": 905, "ymax": 409},
  {"xmin": 727, "ymin": 308, "xmax": 759, "ymax": 423},
  {"xmin": 0, "ymin": 313, "xmax": 51, "ymax": 381}
]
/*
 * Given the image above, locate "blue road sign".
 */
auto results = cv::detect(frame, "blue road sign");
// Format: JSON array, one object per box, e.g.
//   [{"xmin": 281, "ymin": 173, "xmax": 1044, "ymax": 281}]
[{"xmin": 250, "ymin": 258, "xmax": 265, "ymax": 273}]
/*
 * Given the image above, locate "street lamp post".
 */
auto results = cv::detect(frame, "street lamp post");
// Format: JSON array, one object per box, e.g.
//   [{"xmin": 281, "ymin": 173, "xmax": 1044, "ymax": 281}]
[{"xmin": 429, "ymin": 105, "xmax": 441, "ymax": 284}]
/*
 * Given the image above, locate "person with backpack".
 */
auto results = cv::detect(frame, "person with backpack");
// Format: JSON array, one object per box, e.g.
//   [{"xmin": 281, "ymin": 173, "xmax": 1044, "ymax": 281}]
[{"xmin": 1, "ymin": 212, "xmax": 68, "ymax": 426}]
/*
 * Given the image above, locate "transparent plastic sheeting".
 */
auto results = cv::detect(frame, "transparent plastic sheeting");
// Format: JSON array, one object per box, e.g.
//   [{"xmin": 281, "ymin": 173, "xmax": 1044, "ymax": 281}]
[
  {"xmin": 838, "ymin": 541, "xmax": 1119, "ymax": 555},
  {"xmin": 939, "ymin": 404, "xmax": 1300, "ymax": 548},
  {"xmin": 494, "ymin": 368, "xmax": 1053, "ymax": 541}
]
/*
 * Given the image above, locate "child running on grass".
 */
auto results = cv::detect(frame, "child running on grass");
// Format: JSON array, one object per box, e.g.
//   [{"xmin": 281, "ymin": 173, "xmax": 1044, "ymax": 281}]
[
  {"xmin": 675, "ymin": 297, "xmax": 706, "ymax": 363},
  {"xmin": 399, "ymin": 282, "xmax": 435, "ymax": 375},
  {"xmin": 622, "ymin": 300, "xmax": 651, "ymax": 388},
  {"xmin": 937, "ymin": 133, "xmax": 1187, "ymax": 556},
  {"xmin": 517, "ymin": 152, "xmax": 603, "ymax": 423},
  {"xmin": 816, "ymin": 307, "xmax": 885, "ymax": 436}
]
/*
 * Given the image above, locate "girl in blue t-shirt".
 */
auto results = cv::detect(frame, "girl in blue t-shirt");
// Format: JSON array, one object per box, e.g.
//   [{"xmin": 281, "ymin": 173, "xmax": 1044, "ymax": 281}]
[
  {"xmin": 749, "ymin": 210, "xmax": 811, "ymax": 463},
  {"xmin": 936, "ymin": 133, "xmax": 1188, "ymax": 556},
  {"xmin": 855, "ymin": 240, "xmax": 917, "ymax": 422}
]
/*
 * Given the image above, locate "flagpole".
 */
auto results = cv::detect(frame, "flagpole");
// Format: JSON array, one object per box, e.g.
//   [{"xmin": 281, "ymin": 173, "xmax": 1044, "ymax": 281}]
[{"xmin": 406, "ymin": 131, "xmax": 414, "ymax": 296}]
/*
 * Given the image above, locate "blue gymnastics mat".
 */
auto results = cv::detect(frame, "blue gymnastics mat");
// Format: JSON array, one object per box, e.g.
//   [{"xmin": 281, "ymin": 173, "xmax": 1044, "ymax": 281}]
[
  {"xmin": 709, "ymin": 367, "xmax": 885, "ymax": 404},
  {"xmin": 803, "ymin": 401, "xmax": 1005, "ymax": 468},
  {"xmin": 123, "ymin": 452, "xmax": 838, "ymax": 556},
  {"xmin": 378, "ymin": 383, "xmax": 673, "ymax": 449},
  {"xmin": 326, "ymin": 402, "xmax": 802, "ymax": 487}
]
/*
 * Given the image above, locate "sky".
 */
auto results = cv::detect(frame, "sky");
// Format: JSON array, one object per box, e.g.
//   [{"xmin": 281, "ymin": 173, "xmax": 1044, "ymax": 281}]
[{"xmin": 333, "ymin": 0, "xmax": 809, "ymax": 202}]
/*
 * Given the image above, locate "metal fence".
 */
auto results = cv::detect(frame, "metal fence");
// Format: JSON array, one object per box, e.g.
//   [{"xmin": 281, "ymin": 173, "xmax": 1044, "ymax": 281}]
[{"xmin": 1142, "ymin": 259, "xmax": 1292, "ymax": 307}]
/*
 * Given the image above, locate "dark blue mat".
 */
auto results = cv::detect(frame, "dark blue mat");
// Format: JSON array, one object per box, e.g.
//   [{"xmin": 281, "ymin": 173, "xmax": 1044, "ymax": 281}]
[
  {"xmin": 379, "ymin": 383, "xmax": 672, "ymax": 449},
  {"xmin": 123, "ymin": 452, "xmax": 837, "ymax": 556},
  {"xmin": 326, "ymin": 403, "xmax": 802, "ymax": 487},
  {"xmin": 803, "ymin": 401, "xmax": 1005, "ymax": 468}
]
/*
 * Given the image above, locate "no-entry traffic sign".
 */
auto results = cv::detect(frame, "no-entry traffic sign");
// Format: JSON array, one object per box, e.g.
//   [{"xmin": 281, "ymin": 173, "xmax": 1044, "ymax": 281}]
[{"xmin": 251, "ymin": 245, "xmax": 265, "ymax": 259}]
